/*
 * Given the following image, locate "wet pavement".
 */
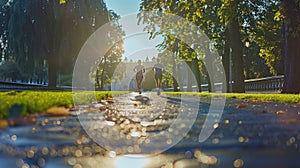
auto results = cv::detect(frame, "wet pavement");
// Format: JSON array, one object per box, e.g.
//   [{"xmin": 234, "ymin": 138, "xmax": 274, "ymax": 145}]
[{"xmin": 1, "ymin": 92, "xmax": 300, "ymax": 168}]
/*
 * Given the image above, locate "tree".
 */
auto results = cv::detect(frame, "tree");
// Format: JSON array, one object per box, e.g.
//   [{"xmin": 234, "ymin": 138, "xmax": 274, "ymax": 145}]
[
  {"xmin": 231, "ymin": 0, "xmax": 284, "ymax": 79},
  {"xmin": 218, "ymin": 0, "xmax": 248, "ymax": 92},
  {"xmin": 243, "ymin": 42, "xmax": 272, "ymax": 79},
  {"xmin": 157, "ymin": 50, "xmax": 179, "ymax": 91},
  {"xmin": 138, "ymin": 0, "xmax": 228, "ymax": 92},
  {"xmin": 0, "ymin": 0, "xmax": 11, "ymax": 62},
  {"xmin": 281, "ymin": 0, "xmax": 300, "ymax": 93},
  {"xmin": 95, "ymin": 10, "xmax": 125, "ymax": 90},
  {"xmin": 6, "ymin": 0, "xmax": 112, "ymax": 88},
  {"xmin": 138, "ymin": 0, "xmax": 289, "ymax": 93}
]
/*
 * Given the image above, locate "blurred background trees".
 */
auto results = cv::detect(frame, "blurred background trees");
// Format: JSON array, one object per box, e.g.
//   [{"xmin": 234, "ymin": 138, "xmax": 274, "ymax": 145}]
[
  {"xmin": 138, "ymin": 0, "xmax": 300, "ymax": 93},
  {"xmin": 0, "ymin": 0, "xmax": 124, "ymax": 88}
]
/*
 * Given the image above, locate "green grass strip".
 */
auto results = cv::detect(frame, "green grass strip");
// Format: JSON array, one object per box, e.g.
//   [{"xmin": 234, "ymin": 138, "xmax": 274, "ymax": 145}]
[
  {"xmin": 0, "ymin": 90, "xmax": 127, "ymax": 119},
  {"xmin": 164, "ymin": 92, "xmax": 300, "ymax": 103}
]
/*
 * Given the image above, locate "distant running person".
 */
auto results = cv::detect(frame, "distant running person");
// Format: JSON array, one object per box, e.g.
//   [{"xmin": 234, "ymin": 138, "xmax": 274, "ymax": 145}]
[
  {"xmin": 153, "ymin": 58, "xmax": 164, "ymax": 95},
  {"xmin": 133, "ymin": 60, "xmax": 145, "ymax": 94}
]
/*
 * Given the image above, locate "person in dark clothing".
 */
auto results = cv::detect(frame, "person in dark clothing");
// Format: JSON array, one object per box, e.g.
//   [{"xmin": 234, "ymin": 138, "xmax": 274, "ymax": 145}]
[
  {"xmin": 152, "ymin": 58, "xmax": 164, "ymax": 95},
  {"xmin": 133, "ymin": 60, "xmax": 145, "ymax": 94}
]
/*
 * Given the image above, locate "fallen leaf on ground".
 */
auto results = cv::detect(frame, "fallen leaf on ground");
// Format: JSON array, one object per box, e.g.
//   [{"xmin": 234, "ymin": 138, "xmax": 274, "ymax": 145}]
[
  {"xmin": 0, "ymin": 120, "xmax": 8, "ymax": 129},
  {"xmin": 287, "ymin": 119, "xmax": 297, "ymax": 123},
  {"xmin": 8, "ymin": 117, "xmax": 36, "ymax": 126},
  {"xmin": 236, "ymin": 104, "xmax": 247, "ymax": 109},
  {"xmin": 276, "ymin": 110, "xmax": 285, "ymax": 115},
  {"xmin": 45, "ymin": 107, "xmax": 69, "ymax": 116}
]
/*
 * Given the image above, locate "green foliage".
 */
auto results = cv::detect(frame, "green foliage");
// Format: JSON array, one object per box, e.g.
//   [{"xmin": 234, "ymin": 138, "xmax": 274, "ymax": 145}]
[
  {"xmin": 95, "ymin": 12, "xmax": 125, "ymax": 89},
  {"xmin": 3, "ymin": 0, "xmax": 123, "ymax": 87},
  {"xmin": 251, "ymin": 1, "xmax": 284, "ymax": 76},
  {"xmin": 138, "ymin": 0, "xmax": 224, "ymax": 91},
  {"xmin": 243, "ymin": 43, "xmax": 272, "ymax": 79},
  {"xmin": 59, "ymin": 0, "xmax": 66, "ymax": 4},
  {"xmin": 139, "ymin": 0, "xmax": 287, "ymax": 92},
  {"xmin": 274, "ymin": 9, "xmax": 285, "ymax": 22}
]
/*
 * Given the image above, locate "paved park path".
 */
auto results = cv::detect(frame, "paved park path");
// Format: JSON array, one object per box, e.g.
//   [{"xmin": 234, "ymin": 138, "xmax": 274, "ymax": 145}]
[{"xmin": 1, "ymin": 92, "xmax": 300, "ymax": 168}]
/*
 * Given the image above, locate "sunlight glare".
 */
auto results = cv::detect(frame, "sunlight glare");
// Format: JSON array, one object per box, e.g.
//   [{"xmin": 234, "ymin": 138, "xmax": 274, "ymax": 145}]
[{"xmin": 114, "ymin": 155, "xmax": 149, "ymax": 168}]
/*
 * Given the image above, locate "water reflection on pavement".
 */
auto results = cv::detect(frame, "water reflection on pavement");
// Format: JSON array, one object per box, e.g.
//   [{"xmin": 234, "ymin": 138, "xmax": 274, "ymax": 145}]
[{"xmin": 1, "ymin": 92, "xmax": 300, "ymax": 168}]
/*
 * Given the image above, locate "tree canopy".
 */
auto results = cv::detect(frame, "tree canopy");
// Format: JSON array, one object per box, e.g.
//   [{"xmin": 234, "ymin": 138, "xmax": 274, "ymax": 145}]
[
  {"xmin": 1, "ymin": 0, "xmax": 124, "ymax": 88},
  {"xmin": 138, "ymin": 0, "xmax": 298, "ymax": 93}
]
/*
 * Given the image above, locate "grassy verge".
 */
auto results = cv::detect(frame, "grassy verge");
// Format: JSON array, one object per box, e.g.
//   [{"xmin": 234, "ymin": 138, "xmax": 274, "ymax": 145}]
[
  {"xmin": 164, "ymin": 92, "xmax": 300, "ymax": 103},
  {"xmin": 1, "ymin": 91, "xmax": 299, "ymax": 119},
  {"xmin": 0, "ymin": 90, "xmax": 127, "ymax": 119}
]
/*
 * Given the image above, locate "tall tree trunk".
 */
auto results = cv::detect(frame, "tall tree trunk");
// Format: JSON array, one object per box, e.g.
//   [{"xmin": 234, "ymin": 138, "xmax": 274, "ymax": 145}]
[
  {"xmin": 192, "ymin": 58, "xmax": 202, "ymax": 92},
  {"xmin": 48, "ymin": 52, "xmax": 58, "ymax": 88},
  {"xmin": 172, "ymin": 53, "xmax": 179, "ymax": 91},
  {"xmin": 187, "ymin": 61, "xmax": 193, "ymax": 92},
  {"xmin": 96, "ymin": 66, "xmax": 100, "ymax": 88},
  {"xmin": 223, "ymin": 28, "xmax": 230, "ymax": 92},
  {"xmin": 100, "ymin": 56, "xmax": 107, "ymax": 90},
  {"xmin": 177, "ymin": 63, "xmax": 183, "ymax": 91},
  {"xmin": 230, "ymin": 17, "xmax": 245, "ymax": 93},
  {"xmin": 47, "ymin": 1, "xmax": 59, "ymax": 89},
  {"xmin": 204, "ymin": 50, "xmax": 214, "ymax": 92},
  {"xmin": 282, "ymin": 0, "xmax": 300, "ymax": 93}
]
